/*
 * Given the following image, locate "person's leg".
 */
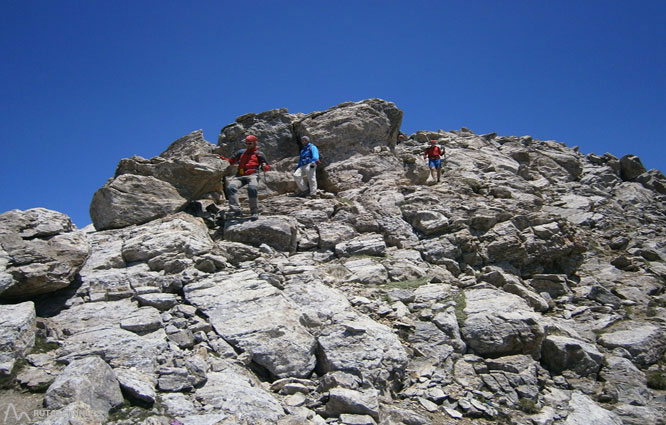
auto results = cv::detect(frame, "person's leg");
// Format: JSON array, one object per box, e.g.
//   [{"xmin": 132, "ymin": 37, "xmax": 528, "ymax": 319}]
[
  {"xmin": 246, "ymin": 175, "xmax": 259, "ymax": 218},
  {"xmin": 428, "ymin": 159, "xmax": 437, "ymax": 181},
  {"xmin": 293, "ymin": 166, "xmax": 308, "ymax": 194},
  {"xmin": 305, "ymin": 163, "xmax": 317, "ymax": 195},
  {"xmin": 226, "ymin": 177, "xmax": 242, "ymax": 214}
]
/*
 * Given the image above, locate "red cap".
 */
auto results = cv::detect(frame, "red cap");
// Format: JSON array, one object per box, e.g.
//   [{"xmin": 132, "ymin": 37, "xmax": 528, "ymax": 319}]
[
  {"xmin": 430, "ymin": 139, "xmax": 437, "ymax": 144},
  {"xmin": 245, "ymin": 135, "xmax": 258, "ymax": 143}
]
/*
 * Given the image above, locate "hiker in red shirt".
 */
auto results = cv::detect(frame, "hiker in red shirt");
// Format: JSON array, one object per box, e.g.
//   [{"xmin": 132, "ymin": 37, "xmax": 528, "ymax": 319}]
[
  {"xmin": 424, "ymin": 139, "xmax": 444, "ymax": 183},
  {"xmin": 219, "ymin": 135, "xmax": 270, "ymax": 220}
]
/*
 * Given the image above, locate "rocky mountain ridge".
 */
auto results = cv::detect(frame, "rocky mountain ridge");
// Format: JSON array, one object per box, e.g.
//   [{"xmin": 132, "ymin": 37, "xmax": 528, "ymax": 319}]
[{"xmin": 1, "ymin": 98, "xmax": 665, "ymax": 425}]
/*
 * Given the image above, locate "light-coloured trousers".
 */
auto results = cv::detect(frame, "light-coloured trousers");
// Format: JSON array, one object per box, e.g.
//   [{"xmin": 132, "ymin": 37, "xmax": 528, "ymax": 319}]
[
  {"xmin": 226, "ymin": 174, "xmax": 259, "ymax": 213},
  {"xmin": 294, "ymin": 163, "xmax": 317, "ymax": 195}
]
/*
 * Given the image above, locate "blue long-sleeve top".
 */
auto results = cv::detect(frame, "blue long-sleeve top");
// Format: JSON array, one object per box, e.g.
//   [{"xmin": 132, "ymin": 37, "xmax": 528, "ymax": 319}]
[{"xmin": 297, "ymin": 142, "xmax": 319, "ymax": 169}]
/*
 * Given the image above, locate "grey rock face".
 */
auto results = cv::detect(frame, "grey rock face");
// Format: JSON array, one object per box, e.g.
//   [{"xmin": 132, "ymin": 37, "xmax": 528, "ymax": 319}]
[
  {"xmin": 184, "ymin": 270, "xmax": 316, "ymax": 379},
  {"xmin": 0, "ymin": 301, "xmax": 36, "ymax": 376},
  {"xmin": 2, "ymin": 99, "xmax": 666, "ymax": 424},
  {"xmin": 636, "ymin": 168, "xmax": 666, "ymax": 194},
  {"xmin": 0, "ymin": 208, "xmax": 90, "ymax": 298},
  {"xmin": 194, "ymin": 362, "xmax": 285, "ymax": 423}
]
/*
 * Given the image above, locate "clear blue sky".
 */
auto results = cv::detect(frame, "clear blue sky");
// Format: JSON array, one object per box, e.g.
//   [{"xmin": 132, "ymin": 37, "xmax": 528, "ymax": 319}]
[{"xmin": 2, "ymin": 0, "xmax": 665, "ymax": 228}]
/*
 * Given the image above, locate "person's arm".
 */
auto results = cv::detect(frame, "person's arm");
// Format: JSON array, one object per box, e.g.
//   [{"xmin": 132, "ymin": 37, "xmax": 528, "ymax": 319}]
[
  {"xmin": 220, "ymin": 150, "xmax": 242, "ymax": 165},
  {"xmin": 310, "ymin": 145, "xmax": 319, "ymax": 164},
  {"xmin": 257, "ymin": 152, "xmax": 270, "ymax": 171}
]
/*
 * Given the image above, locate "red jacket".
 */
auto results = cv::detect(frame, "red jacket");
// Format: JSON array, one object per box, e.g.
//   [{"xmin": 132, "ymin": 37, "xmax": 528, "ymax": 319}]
[
  {"xmin": 221, "ymin": 148, "xmax": 270, "ymax": 176},
  {"xmin": 424, "ymin": 145, "xmax": 443, "ymax": 160}
]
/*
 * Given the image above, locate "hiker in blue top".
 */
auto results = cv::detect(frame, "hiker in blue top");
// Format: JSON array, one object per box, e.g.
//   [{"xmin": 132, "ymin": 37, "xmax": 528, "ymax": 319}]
[{"xmin": 293, "ymin": 136, "xmax": 320, "ymax": 198}]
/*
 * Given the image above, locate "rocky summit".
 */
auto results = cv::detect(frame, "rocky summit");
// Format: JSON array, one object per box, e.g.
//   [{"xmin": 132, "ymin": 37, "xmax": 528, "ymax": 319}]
[{"xmin": 1, "ymin": 98, "xmax": 665, "ymax": 425}]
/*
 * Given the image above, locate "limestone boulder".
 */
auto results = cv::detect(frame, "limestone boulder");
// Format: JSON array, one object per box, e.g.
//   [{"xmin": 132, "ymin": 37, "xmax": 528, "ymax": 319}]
[
  {"xmin": 317, "ymin": 315, "xmax": 409, "ymax": 391},
  {"xmin": 90, "ymin": 174, "xmax": 187, "ymax": 230},
  {"xmin": 116, "ymin": 130, "xmax": 225, "ymax": 201},
  {"xmin": 335, "ymin": 233, "xmax": 386, "ymax": 258},
  {"xmin": 47, "ymin": 299, "xmax": 169, "ymax": 372},
  {"xmin": 194, "ymin": 362, "xmax": 285, "ymax": 423},
  {"xmin": 282, "ymin": 279, "xmax": 354, "ymax": 327},
  {"xmin": 563, "ymin": 391, "xmax": 622, "ymax": 425},
  {"xmin": 0, "ymin": 208, "xmax": 89, "ymax": 298},
  {"xmin": 600, "ymin": 356, "xmax": 651, "ymax": 406},
  {"xmin": 56, "ymin": 327, "xmax": 169, "ymax": 373},
  {"xmin": 121, "ymin": 213, "xmax": 214, "ymax": 263},
  {"xmin": 44, "ymin": 355, "xmax": 124, "ymax": 420},
  {"xmin": 324, "ymin": 387, "xmax": 380, "ymax": 420},
  {"xmin": 619, "ymin": 154, "xmax": 647, "ymax": 181},
  {"xmin": 541, "ymin": 335, "xmax": 604, "ymax": 377},
  {"xmin": 0, "ymin": 301, "xmax": 36, "ymax": 376},
  {"xmin": 115, "ymin": 367, "xmax": 158, "ymax": 404},
  {"xmin": 218, "ymin": 108, "xmax": 301, "ymax": 165},
  {"xmin": 38, "ymin": 401, "xmax": 106, "ymax": 425},
  {"xmin": 294, "ymin": 99, "xmax": 403, "ymax": 163},
  {"xmin": 461, "ymin": 288, "xmax": 545, "ymax": 358},
  {"xmin": 597, "ymin": 322, "xmax": 666, "ymax": 367},
  {"xmin": 636, "ymin": 169, "xmax": 666, "ymax": 194},
  {"xmin": 320, "ymin": 152, "xmax": 404, "ymax": 193},
  {"xmin": 223, "ymin": 215, "xmax": 298, "ymax": 253}
]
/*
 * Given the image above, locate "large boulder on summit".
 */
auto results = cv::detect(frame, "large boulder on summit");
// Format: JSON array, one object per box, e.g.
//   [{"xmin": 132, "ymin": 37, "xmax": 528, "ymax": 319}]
[
  {"xmin": 0, "ymin": 208, "xmax": 89, "ymax": 298},
  {"xmin": 218, "ymin": 108, "xmax": 301, "ymax": 164},
  {"xmin": 115, "ymin": 130, "xmax": 225, "ymax": 200},
  {"xmin": 294, "ymin": 98, "xmax": 403, "ymax": 163},
  {"xmin": 619, "ymin": 154, "xmax": 647, "ymax": 181},
  {"xmin": 91, "ymin": 130, "xmax": 224, "ymax": 230},
  {"xmin": 217, "ymin": 99, "xmax": 403, "ymax": 167},
  {"xmin": 90, "ymin": 174, "xmax": 187, "ymax": 230}
]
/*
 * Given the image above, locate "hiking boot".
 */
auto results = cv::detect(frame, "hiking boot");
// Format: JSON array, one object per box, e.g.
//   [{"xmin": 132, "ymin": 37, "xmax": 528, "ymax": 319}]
[{"xmin": 250, "ymin": 212, "xmax": 259, "ymax": 221}]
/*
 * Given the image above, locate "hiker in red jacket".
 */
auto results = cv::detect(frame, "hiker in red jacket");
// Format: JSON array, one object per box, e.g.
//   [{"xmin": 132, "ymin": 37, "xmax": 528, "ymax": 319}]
[
  {"xmin": 219, "ymin": 135, "xmax": 270, "ymax": 220},
  {"xmin": 424, "ymin": 139, "xmax": 444, "ymax": 183}
]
